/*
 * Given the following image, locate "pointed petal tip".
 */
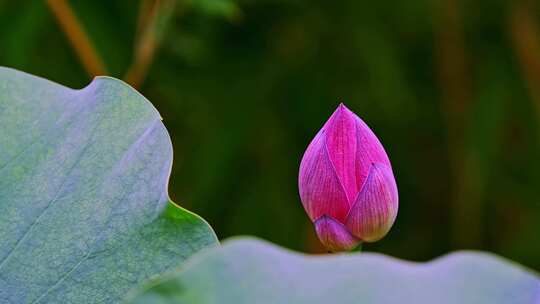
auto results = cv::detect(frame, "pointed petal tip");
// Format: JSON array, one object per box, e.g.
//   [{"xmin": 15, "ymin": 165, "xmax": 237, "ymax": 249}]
[
  {"xmin": 314, "ymin": 215, "xmax": 361, "ymax": 252},
  {"xmin": 330, "ymin": 102, "xmax": 350, "ymax": 116},
  {"xmin": 336, "ymin": 102, "xmax": 353, "ymax": 115},
  {"xmin": 323, "ymin": 103, "xmax": 357, "ymax": 134}
]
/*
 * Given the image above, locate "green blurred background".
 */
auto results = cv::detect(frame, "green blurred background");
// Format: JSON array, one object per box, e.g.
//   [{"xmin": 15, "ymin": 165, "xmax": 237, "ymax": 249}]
[{"xmin": 1, "ymin": 0, "xmax": 539, "ymax": 269}]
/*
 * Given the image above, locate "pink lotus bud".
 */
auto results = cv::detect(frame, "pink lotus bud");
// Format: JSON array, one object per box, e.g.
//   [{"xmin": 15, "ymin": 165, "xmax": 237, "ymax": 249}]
[{"xmin": 299, "ymin": 103, "xmax": 398, "ymax": 252}]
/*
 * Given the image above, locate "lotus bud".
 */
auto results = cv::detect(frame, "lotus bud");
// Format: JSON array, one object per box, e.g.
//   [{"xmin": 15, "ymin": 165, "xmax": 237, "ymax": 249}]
[{"xmin": 299, "ymin": 103, "xmax": 398, "ymax": 252}]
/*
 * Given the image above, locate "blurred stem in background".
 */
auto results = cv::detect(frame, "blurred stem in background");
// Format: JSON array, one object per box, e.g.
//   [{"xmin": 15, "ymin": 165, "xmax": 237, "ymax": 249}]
[
  {"xmin": 510, "ymin": 0, "xmax": 540, "ymax": 119},
  {"xmin": 125, "ymin": 0, "xmax": 177, "ymax": 88},
  {"xmin": 46, "ymin": 0, "xmax": 175, "ymax": 88},
  {"xmin": 45, "ymin": 0, "xmax": 107, "ymax": 77},
  {"xmin": 434, "ymin": 0, "xmax": 484, "ymax": 249}
]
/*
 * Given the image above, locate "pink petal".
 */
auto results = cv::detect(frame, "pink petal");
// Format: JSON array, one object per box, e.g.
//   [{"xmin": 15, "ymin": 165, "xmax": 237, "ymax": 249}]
[
  {"xmin": 324, "ymin": 103, "xmax": 359, "ymax": 204},
  {"xmin": 346, "ymin": 163, "xmax": 398, "ymax": 242},
  {"xmin": 315, "ymin": 215, "xmax": 361, "ymax": 252},
  {"xmin": 354, "ymin": 116, "xmax": 391, "ymax": 200},
  {"xmin": 299, "ymin": 129, "xmax": 350, "ymax": 222}
]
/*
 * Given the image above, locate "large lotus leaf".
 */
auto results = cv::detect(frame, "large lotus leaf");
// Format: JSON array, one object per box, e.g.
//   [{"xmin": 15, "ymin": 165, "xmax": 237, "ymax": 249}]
[
  {"xmin": 126, "ymin": 237, "xmax": 540, "ymax": 304},
  {"xmin": 0, "ymin": 67, "xmax": 218, "ymax": 304}
]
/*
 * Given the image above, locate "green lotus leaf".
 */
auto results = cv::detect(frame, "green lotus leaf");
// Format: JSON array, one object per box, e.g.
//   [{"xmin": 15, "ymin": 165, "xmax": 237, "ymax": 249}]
[
  {"xmin": 126, "ymin": 237, "xmax": 539, "ymax": 304},
  {"xmin": 0, "ymin": 67, "xmax": 218, "ymax": 304}
]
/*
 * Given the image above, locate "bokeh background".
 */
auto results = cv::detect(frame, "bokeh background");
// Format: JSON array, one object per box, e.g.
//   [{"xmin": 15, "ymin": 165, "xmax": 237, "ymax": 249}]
[{"xmin": 1, "ymin": 0, "xmax": 539, "ymax": 269}]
